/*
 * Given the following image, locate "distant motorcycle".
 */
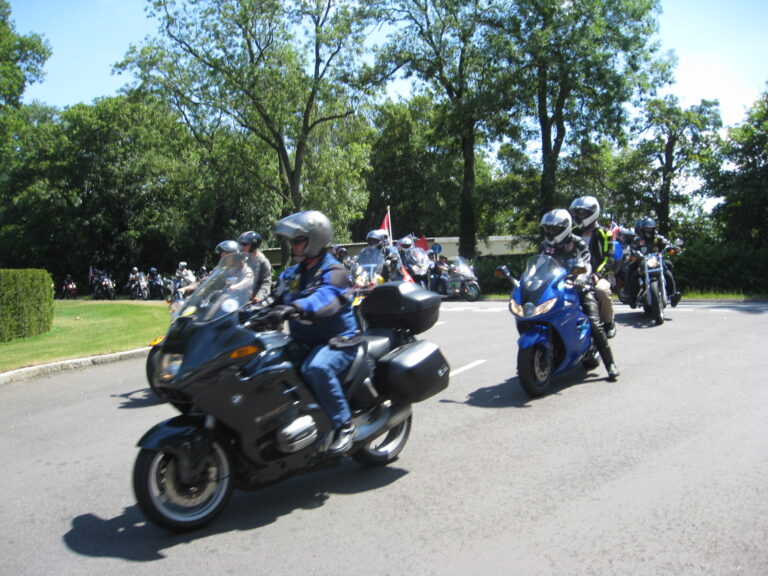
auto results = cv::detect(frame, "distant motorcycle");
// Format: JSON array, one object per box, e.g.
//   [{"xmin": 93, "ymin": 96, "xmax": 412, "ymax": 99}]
[
  {"xmin": 61, "ymin": 277, "xmax": 77, "ymax": 299},
  {"xmin": 92, "ymin": 272, "xmax": 116, "ymax": 300},
  {"xmin": 128, "ymin": 273, "xmax": 149, "ymax": 300},
  {"xmin": 350, "ymin": 247, "xmax": 387, "ymax": 330},
  {"xmin": 622, "ymin": 242, "xmax": 682, "ymax": 325},
  {"xmin": 432, "ymin": 257, "xmax": 480, "ymax": 302},
  {"xmin": 147, "ymin": 270, "xmax": 165, "ymax": 300},
  {"xmin": 403, "ymin": 247, "xmax": 431, "ymax": 289}
]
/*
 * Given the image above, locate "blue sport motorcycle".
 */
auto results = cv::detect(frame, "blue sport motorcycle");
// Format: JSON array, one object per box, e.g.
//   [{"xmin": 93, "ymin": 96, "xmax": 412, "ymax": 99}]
[{"xmin": 496, "ymin": 254, "xmax": 600, "ymax": 397}]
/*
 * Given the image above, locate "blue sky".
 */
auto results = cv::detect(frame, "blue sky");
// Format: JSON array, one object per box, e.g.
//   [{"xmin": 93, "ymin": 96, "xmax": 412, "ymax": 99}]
[{"xmin": 8, "ymin": 0, "xmax": 768, "ymax": 127}]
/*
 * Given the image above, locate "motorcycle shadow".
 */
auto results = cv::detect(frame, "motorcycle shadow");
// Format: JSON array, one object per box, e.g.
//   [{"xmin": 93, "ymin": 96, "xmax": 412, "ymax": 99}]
[
  {"xmin": 444, "ymin": 371, "xmax": 605, "ymax": 410},
  {"xmin": 613, "ymin": 309, "xmax": 673, "ymax": 329},
  {"xmin": 110, "ymin": 387, "xmax": 166, "ymax": 410},
  {"xmin": 63, "ymin": 462, "xmax": 408, "ymax": 560}
]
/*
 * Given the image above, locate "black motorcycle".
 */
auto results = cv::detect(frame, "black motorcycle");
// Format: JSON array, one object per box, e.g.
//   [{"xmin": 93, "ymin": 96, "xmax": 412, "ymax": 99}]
[
  {"xmin": 622, "ymin": 242, "xmax": 681, "ymax": 325},
  {"xmin": 137, "ymin": 261, "xmax": 450, "ymax": 531}
]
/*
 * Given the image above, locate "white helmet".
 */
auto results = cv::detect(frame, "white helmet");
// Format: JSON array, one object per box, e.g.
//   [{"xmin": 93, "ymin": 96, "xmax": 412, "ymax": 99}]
[{"xmin": 569, "ymin": 196, "xmax": 600, "ymax": 231}]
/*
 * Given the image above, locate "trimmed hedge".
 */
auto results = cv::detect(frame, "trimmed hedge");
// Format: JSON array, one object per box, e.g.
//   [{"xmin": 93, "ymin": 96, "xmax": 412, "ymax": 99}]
[
  {"xmin": 0, "ymin": 269, "xmax": 55, "ymax": 342},
  {"xmin": 674, "ymin": 241, "xmax": 768, "ymax": 295}
]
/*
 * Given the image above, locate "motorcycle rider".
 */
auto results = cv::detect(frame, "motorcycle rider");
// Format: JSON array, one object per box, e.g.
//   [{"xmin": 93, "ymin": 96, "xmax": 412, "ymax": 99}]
[
  {"xmin": 126, "ymin": 266, "xmax": 141, "ymax": 295},
  {"xmin": 366, "ymin": 229, "xmax": 405, "ymax": 281},
  {"xmin": 147, "ymin": 267, "xmax": 164, "ymax": 299},
  {"xmin": 569, "ymin": 196, "xmax": 617, "ymax": 338},
  {"xmin": 180, "ymin": 240, "xmax": 247, "ymax": 296},
  {"xmin": 432, "ymin": 254, "xmax": 450, "ymax": 294},
  {"xmin": 625, "ymin": 216, "xmax": 681, "ymax": 309},
  {"xmin": 263, "ymin": 210, "xmax": 359, "ymax": 455},
  {"xmin": 540, "ymin": 209, "xmax": 620, "ymax": 381},
  {"xmin": 238, "ymin": 230, "xmax": 272, "ymax": 303},
  {"xmin": 333, "ymin": 244, "xmax": 353, "ymax": 271}
]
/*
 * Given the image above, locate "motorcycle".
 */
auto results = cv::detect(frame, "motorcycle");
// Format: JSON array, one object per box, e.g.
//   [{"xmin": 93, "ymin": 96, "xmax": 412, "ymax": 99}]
[
  {"xmin": 148, "ymin": 272, "xmax": 166, "ymax": 300},
  {"xmin": 350, "ymin": 246, "xmax": 387, "ymax": 330},
  {"xmin": 496, "ymin": 254, "xmax": 600, "ymax": 397},
  {"xmin": 128, "ymin": 273, "xmax": 149, "ymax": 300},
  {"xmin": 92, "ymin": 272, "xmax": 116, "ymax": 300},
  {"xmin": 622, "ymin": 242, "xmax": 682, "ymax": 325},
  {"xmin": 432, "ymin": 256, "xmax": 480, "ymax": 302},
  {"xmin": 403, "ymin": 247, "xmax": 431, "ymax": 289},
  {"xmin": 61, "ymin": 279, "xmax": 77, "ymax": 299},
  {"xmin": 136, "ymin": 260, "xmax": 450, "ymax": 531}
]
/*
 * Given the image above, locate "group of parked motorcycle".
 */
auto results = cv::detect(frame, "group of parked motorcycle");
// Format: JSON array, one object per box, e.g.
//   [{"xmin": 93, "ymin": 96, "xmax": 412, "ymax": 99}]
[{"xmin": 495, "ymin": 228, "xmax": 683, "ymax": 397}]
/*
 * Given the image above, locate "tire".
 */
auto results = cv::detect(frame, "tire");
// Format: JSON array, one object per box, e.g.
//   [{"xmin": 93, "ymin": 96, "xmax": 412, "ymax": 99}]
[
  {"xmin": 133, "ymin": 442, "xmax": 233, "ymax": 532},
  {"xmin": 462, "ymin": 282, "xmax": 480, "ymax": 302},
  {"xmin": 517, "ymin": 343, "xmax": 553, "ymax": 397},
  {"xmin": 142, "ymin": 288, "xmax": 149, "ymax": 301},
  {"xmin": 352, "ymin": 415, "xmax": 411, "ymax": 467},
  {"xmin": 650, "ymin": 280, "xmax": 664, "ymax": 325}
]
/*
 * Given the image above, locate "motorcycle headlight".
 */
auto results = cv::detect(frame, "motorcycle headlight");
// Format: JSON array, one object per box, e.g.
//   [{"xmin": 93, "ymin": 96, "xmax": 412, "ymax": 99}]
[
  {"xmin": 510, "ymin": 297, "xmax": 557, "ymax": 318},
  {"xmin": 646, "ymin": 256, "xmax": 660, "ymax": 269},
  {"xmin": 159, "ymin": 353, "xmax": 183, "ymax": 382}
]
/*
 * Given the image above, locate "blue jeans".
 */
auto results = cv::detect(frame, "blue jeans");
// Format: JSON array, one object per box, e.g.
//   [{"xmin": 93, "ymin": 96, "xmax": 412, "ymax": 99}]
[{"xmin": 301, "ymin": 343, "xmax": 354, "ymax": 429}]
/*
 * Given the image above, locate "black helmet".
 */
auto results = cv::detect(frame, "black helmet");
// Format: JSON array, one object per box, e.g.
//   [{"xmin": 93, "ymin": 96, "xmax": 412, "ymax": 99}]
[
  {"xmin": 216, "ymin": 240, "xmax": 239, "ymax": 254},
  {"xmin": 238, "ymin": 230, "xmax": 263, "ymax": 250},
  {"xmin": 337, "ymin": 246, "xmax": 348, "ymax": 259},
  {"xmin": 639, "ymin": 217, "xmax": 657, "ymax": 240},
  {"xmin": 569, "ymin": 196, "xmax": 600, "ymax": 231},
  {"xmin": 366, "ymin": 229, "xmax": 390, "ymax": 249},
  {"xmin": 199, "ymin": 266, "xmax": 207, "ymax": 274},
  {"xmin": 274, "ymin": 210, "xmax": 333, "ymax": 260},
  {"xmin": 540, "ymin": 209, "xmax": 572, "ymax": 247}
]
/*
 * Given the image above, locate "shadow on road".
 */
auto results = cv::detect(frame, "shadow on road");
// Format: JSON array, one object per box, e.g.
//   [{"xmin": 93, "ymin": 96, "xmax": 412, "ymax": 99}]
[
  {"xmin": 62, "ymin": 462, "xmax": 407, "ymax": 561},
  {"xmin": 442, "ymin": 370, "xmax": 607, "ymax": 410},
  {"xmin": 110, "ymin": 387, "xmax": 165, "ymax": 409}
]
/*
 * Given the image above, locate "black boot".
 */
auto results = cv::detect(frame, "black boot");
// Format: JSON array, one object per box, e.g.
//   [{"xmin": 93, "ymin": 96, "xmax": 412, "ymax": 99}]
[
  {"xmin": 600, "ymin": 346, "xmax": 620, "ymax": 382},
  {"xmin": 671, "ymin": 292, "xmax": 681, "ymax": 307},
  {"xmin": 604, "ymin": 322, "xmax": 617, "ymax": 339}
]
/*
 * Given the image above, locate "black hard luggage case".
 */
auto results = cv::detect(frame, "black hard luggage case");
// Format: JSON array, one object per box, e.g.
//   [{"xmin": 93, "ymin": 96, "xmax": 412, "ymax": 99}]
[{"xmin": 375, "ymin": 339, "xmax": 450, "ymax": 403}]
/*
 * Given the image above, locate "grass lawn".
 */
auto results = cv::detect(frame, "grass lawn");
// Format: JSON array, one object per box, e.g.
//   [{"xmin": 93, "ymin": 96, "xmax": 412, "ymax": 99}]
[{"xmin": 0, "ymin": 300, "xmax": 172, "ymax": 373}]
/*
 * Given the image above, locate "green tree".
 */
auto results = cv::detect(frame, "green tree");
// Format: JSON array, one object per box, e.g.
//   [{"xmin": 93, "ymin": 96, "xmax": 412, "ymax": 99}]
[
  {"xmin": 0, "ymin": 0, "xmax": 50, "ymax": 108},
  {"xmin": 495, "ymin": 0, "xmax": 671, "ymax": 217},
  {"xmin": 634, "ymin": 95, "xmax": 721, "ymax": 235},
  {"xmin": 121, "ymin": 0, "xmax": 376, "ymax": 225},
  {"xmin": 374, "ymin": 0, "xmax": 514, "ymax": 257},
  {"xmin": 363, "ymin": 96, "xmax": 464, "ymax": 240},
  {"xmin": 710, "ymin": 89, "xmax": 768, "ymax": 247}
]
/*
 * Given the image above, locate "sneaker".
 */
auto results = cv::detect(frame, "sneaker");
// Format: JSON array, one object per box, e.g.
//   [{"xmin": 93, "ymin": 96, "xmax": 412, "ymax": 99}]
[
  {"xmin": 329, "ymin": 421, "xmax": 355, "ymax": 455},
  {"xmin": 605, "ymin": 322, "xmax": 617, "ymax": 339},
  {"xmin": 671, "ymin": 292, "xmax": 681, "ymax": 308}
]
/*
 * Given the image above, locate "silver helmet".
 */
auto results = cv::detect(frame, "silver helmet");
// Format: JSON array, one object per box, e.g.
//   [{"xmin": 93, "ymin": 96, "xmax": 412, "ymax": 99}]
[
  {"xmin": 540, "ymin": 209, "xmax": 572, "ymax": 246},
  {"xmin": 274, "ymin": 210, "xmax": 333, "ymax": 260}
]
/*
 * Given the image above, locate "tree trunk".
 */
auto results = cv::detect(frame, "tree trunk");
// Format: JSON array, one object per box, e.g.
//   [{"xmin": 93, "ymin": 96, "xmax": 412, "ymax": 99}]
[
  {"xmin": 658, "ymin": 135, "xmax": 677, "ymax": 236},
  {"xmin": 458, "ymin": 122, "xmax": 477, "ymax": 259}
]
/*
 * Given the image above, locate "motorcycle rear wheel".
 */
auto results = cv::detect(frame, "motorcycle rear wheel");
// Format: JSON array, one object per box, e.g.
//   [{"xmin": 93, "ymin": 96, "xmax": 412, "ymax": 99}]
[
  {"xmin": 650, "ymin": 280, "xmax": 664, "ymax": 325},
  {"xmin": 518, "ymin": 344, "xmax": 553, "ymax": 397},
  {"xmin": 133, "ymin": 442, "xmax": 233, "ymax": 532},
  {"xmin": 352, "ymin": 415, "xmax": 411, "ymax": 467}
]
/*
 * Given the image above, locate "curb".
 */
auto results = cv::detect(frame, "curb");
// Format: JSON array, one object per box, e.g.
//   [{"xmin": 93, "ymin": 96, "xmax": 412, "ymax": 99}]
[{"xmin": 0, "ymin": 347, "xmax": 151, "ymax": 388}]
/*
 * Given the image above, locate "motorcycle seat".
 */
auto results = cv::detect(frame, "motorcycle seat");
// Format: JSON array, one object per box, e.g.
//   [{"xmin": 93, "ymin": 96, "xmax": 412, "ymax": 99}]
[{"xmin": 362, "ymin": 328, "xmax": 396, "ymax": 360}]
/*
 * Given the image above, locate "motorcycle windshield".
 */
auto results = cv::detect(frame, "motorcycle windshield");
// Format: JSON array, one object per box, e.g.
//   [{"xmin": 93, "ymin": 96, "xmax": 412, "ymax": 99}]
[
  {"xmin": 405, "ymin": 247, "xmax": 430, "ymax": 274},
  {"xmin": 176, "ymin": 257, "xmax": 254, "ymax": 324},
  {"xmin": 519, "ymin": 254, "xmax": 566, "ymax": 302},
  {"xmin": 354, "ymin": 247, "xmax": 385, "ymax": 283},
  {"xmin": 452, "ymin": 256, "xmax": 475, "ymax": 279}
]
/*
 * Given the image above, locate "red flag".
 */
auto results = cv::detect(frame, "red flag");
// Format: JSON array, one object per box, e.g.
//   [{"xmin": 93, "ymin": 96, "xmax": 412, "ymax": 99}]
[
  {"xmin": 415, "ymin": 235, "xmax": 429, "ymax": 251},
  {"xmin": 610, "ymin": 221, "xmax": 620, "ymax": 239},
  {"xmin": 380, "ymin": 211, "xmax": 390, "ymax": 234}
]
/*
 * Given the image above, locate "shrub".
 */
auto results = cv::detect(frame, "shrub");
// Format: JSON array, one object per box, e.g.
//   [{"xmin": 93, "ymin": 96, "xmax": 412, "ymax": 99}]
[
  {"xmin": 675, "ymin": 241, "xmax": 768, "ymax": 295},
  {"xmin": 0, "ymin": 269, "xmax": 55, "ymax": 342}
]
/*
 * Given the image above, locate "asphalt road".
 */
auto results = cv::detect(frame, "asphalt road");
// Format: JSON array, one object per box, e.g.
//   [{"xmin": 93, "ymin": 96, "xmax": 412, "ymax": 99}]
[{"xmin": 1, "ymin": 301, "xmax": 767, "ymax": 575}]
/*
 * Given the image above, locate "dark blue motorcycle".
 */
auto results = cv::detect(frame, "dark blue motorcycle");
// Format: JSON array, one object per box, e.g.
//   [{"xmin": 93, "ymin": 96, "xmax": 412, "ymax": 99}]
[{"xmin": 496, "ymin": 254, "xmax": 599, "ymax": 397}]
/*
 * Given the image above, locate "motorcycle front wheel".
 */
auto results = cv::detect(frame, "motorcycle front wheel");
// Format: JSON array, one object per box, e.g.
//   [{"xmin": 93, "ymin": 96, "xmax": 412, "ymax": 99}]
[
  {"xmin": 650, "ymin": 279, "xmax": 664, "ymax": 325},
  {"xmin": 518, "ymin": 343, "xmax": 553, "ymax": 397},
  {"xmin": 352, "ymin": 415, "xmax": 411, "ymax": 467},
  {"xmin": 462, "ymin": 282, "xmax": 480, "ymax": 302},
  {"xmin": 133, "ymin": 442, "xmax": 233, "ymax": 532}
]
